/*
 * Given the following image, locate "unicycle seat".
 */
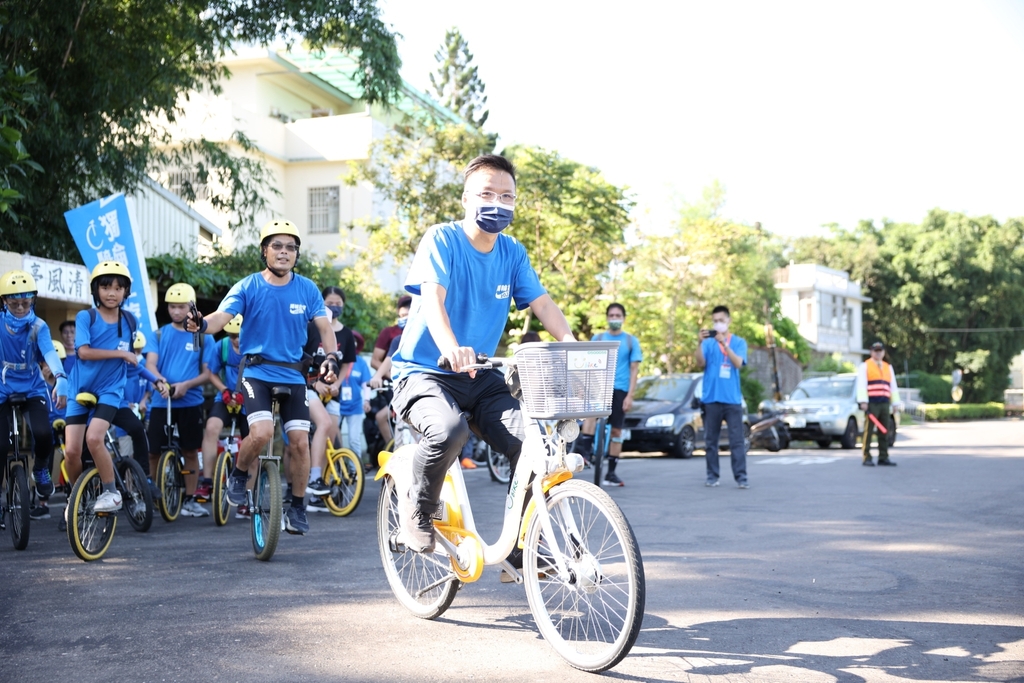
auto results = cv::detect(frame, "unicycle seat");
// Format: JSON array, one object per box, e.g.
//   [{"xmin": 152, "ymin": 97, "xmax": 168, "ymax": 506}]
[
  {"xmin": 76, "ymin": 392, "xmax": 99, "ymax": 408},
  {"xmin": 6, "ymin": 393, "xmax": 28, "ymax": 406},
  {"xmin": 271, "ymin": 387, "xmax": 292, "ymax": 399}
]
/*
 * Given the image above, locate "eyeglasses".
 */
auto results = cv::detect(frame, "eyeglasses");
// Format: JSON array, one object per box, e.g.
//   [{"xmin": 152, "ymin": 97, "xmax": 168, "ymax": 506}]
[
  {"xmin": 268, "ymin": 242, "xmax": 298, "ymax": 253},
  {"xmin": 474, "ymin": 191, "xmax": 517, "ymax": 205},
  {"xmin": 4, "ymin": 297, "xmax": 33, "ymax": 308}
]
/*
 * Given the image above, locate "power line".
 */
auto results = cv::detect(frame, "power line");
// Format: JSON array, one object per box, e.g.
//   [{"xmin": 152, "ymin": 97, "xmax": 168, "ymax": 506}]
[{"xmin": 923, "ymin": 327, "xmax": 1024, "ymax": 333}]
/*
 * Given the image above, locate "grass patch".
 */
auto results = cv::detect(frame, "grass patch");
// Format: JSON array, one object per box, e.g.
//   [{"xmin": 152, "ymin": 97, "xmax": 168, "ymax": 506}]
[{"xmin": 919, "ymin": 403, "xmax": 1004, "ymax": 421}]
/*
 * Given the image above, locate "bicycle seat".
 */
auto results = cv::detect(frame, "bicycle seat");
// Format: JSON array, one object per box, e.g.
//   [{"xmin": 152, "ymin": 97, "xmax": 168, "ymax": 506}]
[
  {"xmin": 6, "ymin": 393, "xmax": 28, "ymax": 406},
  {"xmin": 76, "ymin": 392, "xmax": 99, "ymax": 408},
  {"xmin": 271, "ymin": 387, "xmax": 292, "ymax": 399}
]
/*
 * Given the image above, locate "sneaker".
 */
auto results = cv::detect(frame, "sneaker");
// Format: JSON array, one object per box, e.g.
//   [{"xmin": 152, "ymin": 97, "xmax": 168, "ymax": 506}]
[
  {"xmin": 235, "ymin": 504, "xmax": 251, "ymax": 520},
  {"xmin": 226, "ymin": 473, "xmax": 249, "ymax": 506},
  {"xmin": 194, "ymin": 478, "xmax": 213, "ymax": 502},
  {"xmin": 181, "ymin": 499, "xmax": 210, "ymax": 517},
  {"xmin": 603, "ymin": 472, "xmax": 624, "ymax": 487},
  {"xmin": 862, "ymin": 459, "xmax": 876, "ymax": 467},
  {"xmin": 284, "ymin": 505, "xmax": 309, "ymax": 535},
  {"xmin": 399, "ymin": 505, "xmax": 436, "ymax": 552},
  {"xmin": 305, "ymin": 477, "xmax": 330, "ymax": 496},
  {"xmin": 93, "ymin": 490, "xmax": 123, "ymax": 513},
  {"xmin": 705, "ymin": 478, "xmax": 720, "ymax": 487},
  {"xmin": 307, "ymin": 498, "xmax": 329, "ymax": 513},
  {"xmin": 147, "ymin": 478, "xmax": 163, "ymax": 499},
  {"xmin": 30, "ymin": 505, "xmax": 51, "ymax": 520},
  {"xmin": 460, "ymin": 457, "xmax": 478, "ymax": 470},
  {"xmin": 877, "ymin": 459, "xmax": 897, "ymax": 467},
  {"xmin": 33, "ymin": 468, "xmax": 55, "ymax": 497},
  {"xmin": 738, "ymin": 480, "xmax": 750, "ymax": 489}
]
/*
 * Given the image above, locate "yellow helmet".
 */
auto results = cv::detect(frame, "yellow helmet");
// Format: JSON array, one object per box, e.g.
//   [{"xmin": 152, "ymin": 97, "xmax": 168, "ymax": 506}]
[
  {"xmin": 133, "ymin": 331, "xmax": 147, "ymax": 350},
  {"xmin": 91, "ymin": 261, "xmax": 132, "ymax": 283},
  {"xmin": 52, "ymin": 339, "xmax": 67, "ymax": 360},
  {"xmin": 0, "ymin": 270, "xmax": 38, "ymax": 297},
  {"xmin": 165, "ymin": 283, "xmax": 196, "ymax": 304},
  {"xmin": 259, "ymin": 219, "xmax": 301, "ymax": 246},
  {"xmin": 223, "ymin": 314, "xmax": 243, "ymax": 335}
]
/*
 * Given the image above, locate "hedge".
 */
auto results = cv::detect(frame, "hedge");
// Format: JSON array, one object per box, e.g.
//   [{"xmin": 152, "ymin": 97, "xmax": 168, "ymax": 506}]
[{"xmin": 918, "ymin": 403, "xmax": 1005, "ymax": 421}]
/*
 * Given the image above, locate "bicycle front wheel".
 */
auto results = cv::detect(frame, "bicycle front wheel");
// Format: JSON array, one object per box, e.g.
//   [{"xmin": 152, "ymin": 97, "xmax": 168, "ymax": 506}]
[
  {"xmin": 251, "ymin": 459, "xmax": 281, "ymax": 561},
  {"xmin": 523, "ymin": 479, "xmax": 645, "ymax": 672},
  {"xmin": 324, "ymin": 448, "xmax": 364, "ymax": 516},
  {"xmin": 157, "ymin": 450, "xmax": 183, "ymax": 522},
  {"xmin": 118, "ymin": 458, "xmax": 153, "ymax": 532},
  {"xmin": 212, "ymin": 451, "xmax": 233, "ymax": 527},
  {"xmin": 8, "ymin": 461, "xmax": 30, "ymax": 550},
  {"xmin": 376, "ymin": 475, "xmax": 458, "ymax": 619},
  {"xmin": 67, "ymin": 467, "xmax": 117, "ymax": 561}
]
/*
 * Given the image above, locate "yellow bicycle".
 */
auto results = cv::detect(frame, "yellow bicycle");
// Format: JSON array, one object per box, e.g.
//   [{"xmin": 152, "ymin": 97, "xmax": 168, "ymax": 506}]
[
  {"xmin": 375, "ymin": 341, "xmax": 645, "ymax": 673},
  {"xmin": 321, "ymin": 436, "xmax": 364, "ymax": 516}
]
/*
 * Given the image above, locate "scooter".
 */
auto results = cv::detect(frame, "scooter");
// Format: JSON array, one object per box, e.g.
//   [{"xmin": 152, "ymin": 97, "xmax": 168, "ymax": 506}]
[{"xmin": 749, "ymin": 411, "xmax": 790, "ymax": 452}]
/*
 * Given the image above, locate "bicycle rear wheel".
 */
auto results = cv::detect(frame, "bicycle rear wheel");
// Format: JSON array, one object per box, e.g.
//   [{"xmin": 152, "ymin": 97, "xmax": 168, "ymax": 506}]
[
  {"xmin": 157, "ymin": 450, "xmax": 184, "ymax": 522},
  {"xmin": 118, "ymin": 458, "xmax": 153, "ymax": 532},
  {"xmin": 251, "ymin": 459, "xmax": 281, "ymax": 561},
  {"xmin": 67, "ymin": 467, "xmax": 117, "ymax": 561},
  {"xmin": 323, "ymin": 447, "xmax": 364, "ymax": 516},
  {"xmin": 8, "ymin": 462, "xmax": 30, "ymax": 550},
  {"xmin": 212, "ymin": 451, "xmax": 233, "ymax": 527},
  {"xmin": 523, "ymin": 479, "xmax": 645, "ymax": 672},
  {"xmin": 376, "ymin": 475, "xmax": 458, "ymax": 619}
]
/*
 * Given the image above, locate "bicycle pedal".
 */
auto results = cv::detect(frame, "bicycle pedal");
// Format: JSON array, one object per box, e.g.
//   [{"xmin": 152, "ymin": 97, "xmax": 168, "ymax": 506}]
[{"xmin": 388, "ymin": 531, "xmax": 406, "ymax": 553}]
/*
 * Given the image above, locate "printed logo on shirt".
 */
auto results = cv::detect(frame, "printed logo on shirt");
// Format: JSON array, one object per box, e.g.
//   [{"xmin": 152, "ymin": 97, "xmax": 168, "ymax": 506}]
[
  {"xmin": 118, "ymin": 341, "xmax": 130, "ymax": 351},
  {"xmin": 495, "ymin": 284, "xmax": 510, "ymax": 300},
  {"xmin": 290, "ymin": 303, "xmax": 307, "ymax": 315},
  {"xmin": 185, "ymin": 343, "xmax": 194, "ymax": 352}
]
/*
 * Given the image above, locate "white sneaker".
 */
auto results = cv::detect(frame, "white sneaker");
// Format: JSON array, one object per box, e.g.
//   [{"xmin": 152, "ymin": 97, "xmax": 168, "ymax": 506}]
[
  {"xmin": 181, "ymin": 499, "xmax": 210, "ymax": 517},
  {"xmin": 93, "ymin": 490, "xmax": 123, "ymax": 513}
]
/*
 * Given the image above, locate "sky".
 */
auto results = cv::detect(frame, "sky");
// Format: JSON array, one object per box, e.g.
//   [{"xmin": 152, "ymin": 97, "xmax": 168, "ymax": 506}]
[{"xmin": 378, "ymin": 0, "xmax": 1024, "ymax": 238}]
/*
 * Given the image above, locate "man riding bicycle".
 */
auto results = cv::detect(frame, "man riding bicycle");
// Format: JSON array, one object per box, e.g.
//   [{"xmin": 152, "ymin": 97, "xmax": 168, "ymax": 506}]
[
  {"xmin": 390, "ymin": 154, "xmax": 575, "ymax": 554},
  {"xmin": 185, "ymin": 220, "xmax": 340, "ymax": 535}
]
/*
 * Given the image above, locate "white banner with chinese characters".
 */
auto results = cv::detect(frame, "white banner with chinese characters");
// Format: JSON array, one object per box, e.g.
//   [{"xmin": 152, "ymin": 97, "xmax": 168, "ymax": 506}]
[
  {"xmin": 21, "ymin": 255, "xmax": 91, "ymax": 304},
  {"xmin": 63, "ymin": 193, "xmax": 158, "ymax": 341}
]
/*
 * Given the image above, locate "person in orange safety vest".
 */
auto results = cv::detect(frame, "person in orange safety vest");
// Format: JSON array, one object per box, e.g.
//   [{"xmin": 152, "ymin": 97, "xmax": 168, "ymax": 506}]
[{"xmin": 855, "ymin": 341, "xmax": 902, "ymax": 466}]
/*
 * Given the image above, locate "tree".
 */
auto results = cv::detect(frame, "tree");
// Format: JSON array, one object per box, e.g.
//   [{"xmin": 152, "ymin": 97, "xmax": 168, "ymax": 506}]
[
  {"xmin": 0, "ymin": 0, "xmax": 402, "ymax": 262},
  {"xmin": 429, "ymin": 28, "xmax": 489, "ymax": 130},
  {"xmin": 0, "ymin": 62, "xmax": 41, "ymax": 221}
]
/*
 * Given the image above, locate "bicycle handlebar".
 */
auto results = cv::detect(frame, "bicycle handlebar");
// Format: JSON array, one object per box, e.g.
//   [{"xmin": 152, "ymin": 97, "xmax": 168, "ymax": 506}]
[{"xmin": 437, "ymin": 353, "xmax": 511, "ymax": 372}]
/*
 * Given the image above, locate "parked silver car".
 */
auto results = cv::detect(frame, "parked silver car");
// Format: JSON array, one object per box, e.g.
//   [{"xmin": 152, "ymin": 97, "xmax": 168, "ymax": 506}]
[{"xmin": 767, "ymin": 373, "xmax": 897, "ymax": 449}]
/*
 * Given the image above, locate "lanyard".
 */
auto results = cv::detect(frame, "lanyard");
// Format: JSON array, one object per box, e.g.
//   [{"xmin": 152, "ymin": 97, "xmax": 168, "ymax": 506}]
[{"xmin": 717, "ymin": 333, "xmax": 732, "ymax": 361}]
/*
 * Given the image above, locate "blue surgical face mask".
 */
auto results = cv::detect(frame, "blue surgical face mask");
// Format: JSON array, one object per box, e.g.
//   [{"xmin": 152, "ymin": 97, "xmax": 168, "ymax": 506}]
[
  {"xmin": 327, "ymin": 305, "xmax": 343, "ymax": 320},
  {"xmin": 473, "ymin": 202, "xmax": 514, "ymax": 234},
  {"xmin": 3, "ymin": 308, "xmax": 35, "ymax": 333},
  {"xmin": 396, "ymin": 317, "xmax": 407, "ymax": 329}
]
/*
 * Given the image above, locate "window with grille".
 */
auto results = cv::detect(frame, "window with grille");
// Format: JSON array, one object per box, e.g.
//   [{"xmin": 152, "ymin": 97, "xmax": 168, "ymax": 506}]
[
  {"xmin": 308, "ymin": 186, "xmax": 340, "ymax": 234},
  {"xmin": 167, "ymin": 169, "xmax": 209, "ymax": 202}
]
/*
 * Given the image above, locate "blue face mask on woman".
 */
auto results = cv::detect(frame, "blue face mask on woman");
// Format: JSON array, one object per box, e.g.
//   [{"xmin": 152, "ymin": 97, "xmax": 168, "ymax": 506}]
[
  {"xmin": 3, "ymin": 307, "xmax": 36, "ymax": 334},
  {"xmin": 473, "ymin": 203, "xmax": 514, "ymax": 234},
  {"xmin": 327, "ymin": 305, "xmax": 344, "ymax": 320}
]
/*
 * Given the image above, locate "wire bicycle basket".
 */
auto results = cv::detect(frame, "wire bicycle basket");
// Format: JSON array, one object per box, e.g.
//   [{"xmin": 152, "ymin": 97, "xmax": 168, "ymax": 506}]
[{"xmin": 513, "ymin": 341, "xmax": 619, "ymax": 420}]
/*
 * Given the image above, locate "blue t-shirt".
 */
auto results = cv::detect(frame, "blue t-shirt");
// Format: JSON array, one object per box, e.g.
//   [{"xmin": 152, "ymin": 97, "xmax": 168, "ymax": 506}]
[
  {"xmin": 592, "ymin": 331, "xmax": 643, "ymax": 392},
  {"xmin": 62, "ymin": 354, "xmax": 77, "ymax": 376},
  {"xmin": 392, "ymin": 222, "xmax": 546, "ymax": 378},
  {"xmin": 209, "ymin": 337, "xmax": 246, "ymax": 401},
  {"xmin": 700, "ymin": 334, "xmax": 748, "ymax": 405},
  {"xmin": 68, "ymin": 308, "xmax": 135, "ymax": 412},
  {"xmin": 0, "ymin": 315, "xmax": 55, "ymax": 400},
  {"xmin": 217, "ymin": 272, "xmax": 327, "ymax": 385},
  {"xmin": 339, "ymin": 355, "xmax": 370, "ymax": 416},
  {"xmin": 144, "ymin": 325, "xmax": 212, "ymax": 409},
  {"xmin": 121, "ymin": 358, "xmax": 144, "ymax": 407}
]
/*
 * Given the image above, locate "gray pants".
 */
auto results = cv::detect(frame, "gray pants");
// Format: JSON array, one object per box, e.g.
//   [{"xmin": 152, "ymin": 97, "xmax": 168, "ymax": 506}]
[
  {"xmin": 703, "ymin": 402, "xmax": 747, "ymax": 483},
  {"xmin": 392, "ymin": 370, "xmax": 524, "ymax": 514}
]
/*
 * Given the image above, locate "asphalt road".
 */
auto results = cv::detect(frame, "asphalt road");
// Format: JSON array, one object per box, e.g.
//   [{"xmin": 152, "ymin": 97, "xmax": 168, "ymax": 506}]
[{"xmin": 1, "ymin": 420, "xmax": 1022, "ymax": 683}]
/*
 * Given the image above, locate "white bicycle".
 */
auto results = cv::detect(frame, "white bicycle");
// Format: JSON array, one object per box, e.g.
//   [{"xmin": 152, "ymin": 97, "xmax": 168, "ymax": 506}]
[{"xmin": 375, "ymin": 341, "xmax": 645, "ymax": 672}]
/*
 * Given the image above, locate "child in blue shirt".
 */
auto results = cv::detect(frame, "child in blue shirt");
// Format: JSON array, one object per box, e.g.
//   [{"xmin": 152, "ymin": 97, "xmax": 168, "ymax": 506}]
[
  {"xmin": 0, "ymin": 271, "xmax": 68, "ymax": 512},
  {"xmin": 63, "ymin": 261, "xmax": 139, "ymax": 513},
  {"xmin": 144, "ymin": 283, "xmax": 212, "ymax": 518}
]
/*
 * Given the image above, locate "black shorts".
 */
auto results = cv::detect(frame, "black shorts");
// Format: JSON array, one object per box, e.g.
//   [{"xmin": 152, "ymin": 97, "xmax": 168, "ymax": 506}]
[
  {"xmin": 240, "ymin": 377, "xmax": 310, "ymax": 433},
  {"xmin": 207, "ymin": 401, "xmax": 251, "ymax": 438},
  {"xmin": 66, "ymin": 403, "xmax": 118, "ymax": 425},
  {"xmin": 609, "ymin": 389, "xmax": 628, "ymax": 430},
  {"xmin": 147, "ymin": 405, "xmax": 205, "ymax": 453}
]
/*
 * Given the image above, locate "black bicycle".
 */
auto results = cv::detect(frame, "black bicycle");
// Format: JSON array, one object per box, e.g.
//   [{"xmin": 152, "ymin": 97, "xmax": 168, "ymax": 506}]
[{"xmin": 2, "ymin": 393, "xmax": 33, "ymax": 550}]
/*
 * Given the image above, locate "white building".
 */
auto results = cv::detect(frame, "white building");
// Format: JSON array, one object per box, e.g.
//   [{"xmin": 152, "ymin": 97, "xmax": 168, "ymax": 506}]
[
  {"xmin": 158, "ymin": 46, "xmax": 463, "ymax": 291},
  {"xmin": 775, "ymin": 263, "xmax": 872, "ymax": 364}
]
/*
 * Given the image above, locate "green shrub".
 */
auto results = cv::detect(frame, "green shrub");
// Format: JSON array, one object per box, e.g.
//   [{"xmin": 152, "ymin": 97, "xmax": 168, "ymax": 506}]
[
  {"xmin": 906, "ymin": 371, "xmax": 953, "ymax": 404},
  {"xmin": 920, "ymin": 403, "xmax": 1004, "ymax": 421},
  {"xmin": 808, "ymin": 352, "xmax": 855, "ymax": 374},
  {"xmin": 740, "ymin": 367, "xmax": 765, "ymax": 411}
]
